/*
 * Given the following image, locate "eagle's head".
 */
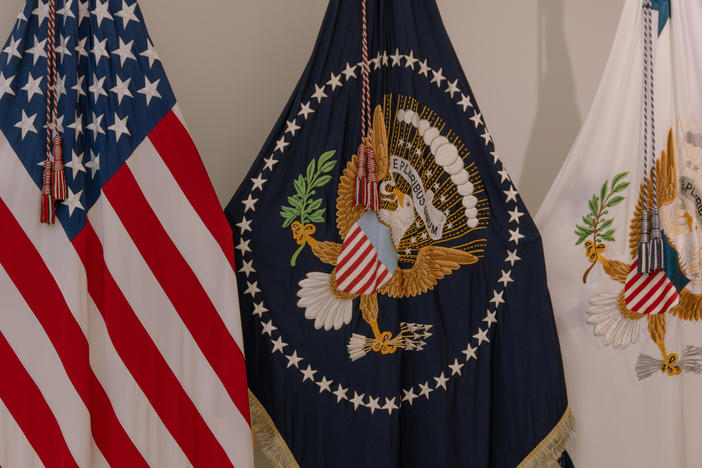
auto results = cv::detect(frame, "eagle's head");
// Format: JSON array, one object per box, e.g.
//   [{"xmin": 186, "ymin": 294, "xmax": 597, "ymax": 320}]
[{"xmin": 378, "ymin": 189, "xmax": 415, "ymax": 248}]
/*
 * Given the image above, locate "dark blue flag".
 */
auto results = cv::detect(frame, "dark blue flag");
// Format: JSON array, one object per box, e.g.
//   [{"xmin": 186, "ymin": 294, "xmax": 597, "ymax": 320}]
[{"xmin": 225, "ymin": 1, "xmax": 571, "ymax": 466}]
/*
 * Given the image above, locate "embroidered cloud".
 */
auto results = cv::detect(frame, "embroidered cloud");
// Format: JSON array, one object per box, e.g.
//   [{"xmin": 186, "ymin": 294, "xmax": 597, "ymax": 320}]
[{"xmin": 397, "ymin": 109, "xmax": 479, "ymax": 228}]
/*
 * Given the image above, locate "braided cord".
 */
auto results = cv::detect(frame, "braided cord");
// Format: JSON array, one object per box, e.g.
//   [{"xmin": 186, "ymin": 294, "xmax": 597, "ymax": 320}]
[
  {"xmin": 639, "ymin": 0, "xmax": 665, "ymax": 272},
  {"xmin": 636, "ymin": 0, "xmax": 655, "ymax": 272},
  {"xmin": 354, "ymin": 0, "xmax": 377, "ymax": 210},
  {"xmin": 646, "ymin": 4, "xmax": 658, "ymax": 206},
  {"xmin": 360, "ymin": 0, "xmax": 370, "ymax": 140},
  {"xmin": 39, "ymin": 0, "xmax": 59, "ymax": 223},
  {"xmin": 45, "ymin": 0, "xmax": 58, "ymax": 160},
  {"xmin": 644, "ymin": 1, "xmax": 663, "ymax": 271},
  {"xmin": 641, "ymin": 0, "xmax": 651, "ymax": 215}
]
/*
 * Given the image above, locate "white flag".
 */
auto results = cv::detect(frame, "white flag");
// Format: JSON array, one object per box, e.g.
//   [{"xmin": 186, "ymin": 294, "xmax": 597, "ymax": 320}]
[{"xmin": 536, "ymin": 0, "xmax": 702, "ymax": 466}]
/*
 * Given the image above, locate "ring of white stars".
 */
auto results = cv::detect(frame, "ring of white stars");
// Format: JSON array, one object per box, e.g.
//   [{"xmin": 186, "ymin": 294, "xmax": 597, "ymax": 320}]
[{"xmin": 235, "ymin": 50, "xmax": 524, "ymax": 415}]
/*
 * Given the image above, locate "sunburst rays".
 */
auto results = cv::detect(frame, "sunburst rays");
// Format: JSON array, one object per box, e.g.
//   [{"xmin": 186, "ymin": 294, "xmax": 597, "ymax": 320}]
[{"xmin": 379, "ymin": 93, "xmax": 488, "ymax": 262}]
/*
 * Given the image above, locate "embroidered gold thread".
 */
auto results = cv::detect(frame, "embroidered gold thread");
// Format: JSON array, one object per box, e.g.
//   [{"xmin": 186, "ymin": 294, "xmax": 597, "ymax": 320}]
[
  {"xmin": 249, "ymin": 390, "xmax": 300, "ymax": 468},
  {"xmin": 517, "ymin": 407, "xmax": 574, "ymax": 468}
]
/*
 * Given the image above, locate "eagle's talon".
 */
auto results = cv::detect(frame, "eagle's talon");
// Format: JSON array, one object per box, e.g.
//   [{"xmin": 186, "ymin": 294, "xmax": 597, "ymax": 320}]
[
  {"xmin": 660, "ymin": 353, "xmax": 682, "ymax": 376},
  {"xmin": 347, "ymin": 321, "xmax": 433, "ymax": 360},
  {"xmin": 662, "ymin": 364, "xmax": 682, "ymax": 376},
  {"xmin": 371, "ymin": 331, "xmax": 398, "ymax": 355}
]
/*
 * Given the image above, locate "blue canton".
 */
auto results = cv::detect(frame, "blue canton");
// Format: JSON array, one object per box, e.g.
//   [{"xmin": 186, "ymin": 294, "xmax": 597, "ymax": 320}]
[{"xmin": 0, "ymin": 0, "xmax": 176, "ymax": 239}]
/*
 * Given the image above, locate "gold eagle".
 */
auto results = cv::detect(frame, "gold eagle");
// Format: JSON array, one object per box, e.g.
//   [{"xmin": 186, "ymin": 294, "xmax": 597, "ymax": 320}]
[
  {"xmin": 586, "ymin": 130, "xmax": 702, "ymax": 375},
  {"xmin": 293, "ymin": 105, "xmax": 478, "ymax": 358}
]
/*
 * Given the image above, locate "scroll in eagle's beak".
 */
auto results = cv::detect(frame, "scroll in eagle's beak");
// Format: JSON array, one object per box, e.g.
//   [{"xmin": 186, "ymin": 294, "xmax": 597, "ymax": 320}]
[{"xmin": 393, "ymin": 189, "xmax": 406, "ymax": 206}]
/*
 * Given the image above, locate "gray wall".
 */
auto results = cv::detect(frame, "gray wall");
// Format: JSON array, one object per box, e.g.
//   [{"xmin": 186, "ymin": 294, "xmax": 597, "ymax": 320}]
[{"xmin": 0, "ymin": 1, "xmax": 625, "ymax": 466}]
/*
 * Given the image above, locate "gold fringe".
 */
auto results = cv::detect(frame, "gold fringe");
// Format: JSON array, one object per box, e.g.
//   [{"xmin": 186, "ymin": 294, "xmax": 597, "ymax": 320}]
[
  {"xmin": 249, "ymin": 390, "xmax": 300, "ymax": 468},
  {"xmin": 250, "ymin": 388, "xmax": 572, "ymax": 468},
  {"xmin": 517, "ymin": 407, "xmax": 574, "ymax": 468}
]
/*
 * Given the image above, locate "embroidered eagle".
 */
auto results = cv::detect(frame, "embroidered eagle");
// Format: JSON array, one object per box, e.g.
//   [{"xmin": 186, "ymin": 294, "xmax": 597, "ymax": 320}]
[
  {"xmin": 293, "ymin": 106, "xmax": 478, "ymax": 360},
  {"xmin": 585, "ymin": 130, "xmax": 702, "ymax": 376}
]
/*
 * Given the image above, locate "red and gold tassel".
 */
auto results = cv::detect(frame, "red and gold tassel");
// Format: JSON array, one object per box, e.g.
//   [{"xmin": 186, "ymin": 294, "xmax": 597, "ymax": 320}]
[
  {"xmin": 40, "ymin": 158, "xmax": 55, "ymax": 225},
  {"xmin": 365, "ymin": 146, "xmax": 378, "ymax": 210},
  {"xmin": 51, "ymin": 134, "xmax": 67, "ymax": 200}
]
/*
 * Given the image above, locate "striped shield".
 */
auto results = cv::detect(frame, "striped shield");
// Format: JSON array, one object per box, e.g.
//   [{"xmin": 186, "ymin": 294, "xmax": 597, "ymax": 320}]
[
  {"xmin": 624, "ymin": 260, "xmax": 679, "ymax": 315},
  {"xmin": 335, "ymin": 214, "xmax": 397, "ymax": 296}
]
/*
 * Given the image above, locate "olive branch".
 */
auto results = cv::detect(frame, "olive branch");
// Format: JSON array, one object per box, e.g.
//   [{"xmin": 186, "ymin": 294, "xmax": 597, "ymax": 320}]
[
  {"xmin": 280, "ymin": 150, "xmax": 337, "ymax": 266},
  {"xmin": 575, "ymin": 172, "xmax": 629, "ymax": 282}
]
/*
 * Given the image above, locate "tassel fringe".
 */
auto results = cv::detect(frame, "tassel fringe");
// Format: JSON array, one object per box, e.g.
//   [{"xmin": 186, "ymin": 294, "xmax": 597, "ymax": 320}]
[
  {"xmin": 365, "ymin": 146, "xmax": 378, "ymax": 210},
  {"xmin": 649, "ymin": 236, "xmax": 663, "ymax": 271},
  {"xmin": 354, "ymin": 142, "xmax": 379, "ymax": 210},
  {"xmin": 366, "ymin": 181, "xmax": 378, "ymax": 210},
  {"xmin": 648, "ymin": 206, "xmax": 664, "ymax": 271},
  {"xmin": 51, "ymin": 135, "xmax": 67, "ymax": 200},
  {"xmin": 51, "ymin": 167, "xmax": 67, "ymax": 201},
  {"xmin": 40, "ymin": 159, "xmax": 55, "ymax": 225},
  {"xmin": 249, "ymin": 390, "xmax": 300, "ymax": 468},
  {"xmin": 637, "ymin": 242, "xmax": 650, "ymax": 274},
  {"xmin": 40, "ymin": 191, "xmax": 55, "ymax": 224},
  {"xmin": 517, "ymin": 407, "xmax": 574, "ymax": 468},
  {"xmin": 637, "ymin": 210, "xmax": 650, "ymax": 274},
  {"xmin": 354, "ymin": 175, "xmax": 367, "ymax": 206}
]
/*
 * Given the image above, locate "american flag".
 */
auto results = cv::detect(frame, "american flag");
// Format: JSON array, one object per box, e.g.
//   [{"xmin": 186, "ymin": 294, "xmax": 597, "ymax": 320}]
[{"xmin": 0, "ymin": 1, "xmax": 253, "ymax": 467}]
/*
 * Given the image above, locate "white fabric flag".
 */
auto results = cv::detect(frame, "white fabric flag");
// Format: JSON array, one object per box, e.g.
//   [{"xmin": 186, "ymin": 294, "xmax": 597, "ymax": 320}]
[{"xmin": 536, "ymin": 0, "xmax": 702, "ymax": 466}]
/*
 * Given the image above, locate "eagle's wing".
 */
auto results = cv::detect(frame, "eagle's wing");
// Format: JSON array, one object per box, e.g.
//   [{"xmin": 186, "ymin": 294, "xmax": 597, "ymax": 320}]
[
  {"xmin": 310, "ymin": 241, "xmax": 342, "ymax": 266},
  {"xmin": 657, "ymin": 129, "xmax": 677, "ymax": 206},
  {"xmin": 297, "ymin": 272, "xmax": 353, "ymax": 331},
  {"xmin": 586, "ymin": 290, "xmax": 642, "ymax": 348},
  {"xmin": 378, "ymin": 246, "xmax": 478, "ymax": 298},
  {"xmin": 602, "ymin": 259, "xmax": 630, "ymax": 284},
  {"xmin": 629, "ymin": 129, "xmax": 677, "ymax": 257},
  {"xmin": 336, "ymin": 155, "xmax": 367, "ymax": 239},
  {"xmin": 669, "ymin": 289, "xmax": 702, "ymax": 321},
  {"xmin": 628, "ymin": 182, "xmax": 647, "ymax": 258},
  {"xmin": 336, "ymin": 105, "xmax": 390, "ymax": 239},
  {"xmin": 370, "ymin": 105, "xmax": 389, "ymax": 180}
]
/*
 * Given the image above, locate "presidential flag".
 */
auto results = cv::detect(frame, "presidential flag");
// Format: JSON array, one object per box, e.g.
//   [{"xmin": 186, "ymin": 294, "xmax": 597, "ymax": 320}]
[
  {"xmin": 0, "ymin": 1, "xmax": 253, "ymax": 467},
  {"xmin": 226, "ymin": 1, "xmax": 571, "ymax": 467},
  {"xmin": 536, "ymin": 0, "xmax": 702, "ymax": 466}
]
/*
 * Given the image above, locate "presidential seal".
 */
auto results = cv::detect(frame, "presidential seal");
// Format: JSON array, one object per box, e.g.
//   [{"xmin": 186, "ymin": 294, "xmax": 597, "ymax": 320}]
[
  {"xmin": 577, "ymin": 129, "xmax": 702, "ymax": 379},
  {"xmin": 288, "ymin": 96, "xmax": 488, "ymax": 361}
]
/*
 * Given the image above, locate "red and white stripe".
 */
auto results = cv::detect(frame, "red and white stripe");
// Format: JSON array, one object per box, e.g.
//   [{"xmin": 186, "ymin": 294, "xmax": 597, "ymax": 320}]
[
  {"xmin": 624, "ymin": 259, "xmax": 679, "ymax": 315},
  {"xmin": 0, "ymin": 108, "xmax": 253, "ymax": 467},
  {"xmin": 335, "ymin": 223, "xmax": 391, "ymax": 295}
]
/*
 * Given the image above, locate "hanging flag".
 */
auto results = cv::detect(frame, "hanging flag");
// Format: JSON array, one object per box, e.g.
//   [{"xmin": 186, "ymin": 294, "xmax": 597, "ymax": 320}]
[
  {"xmin": 0, "ymin": 1, "xmax": 253, "ymax": 467},
  {"xmin": 536, "ymin": 0, "xmax": 702, "ymax": 466},
  {"xmin": 225, "ymin": 1, "xmax": 571, "ymax": 466}
]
